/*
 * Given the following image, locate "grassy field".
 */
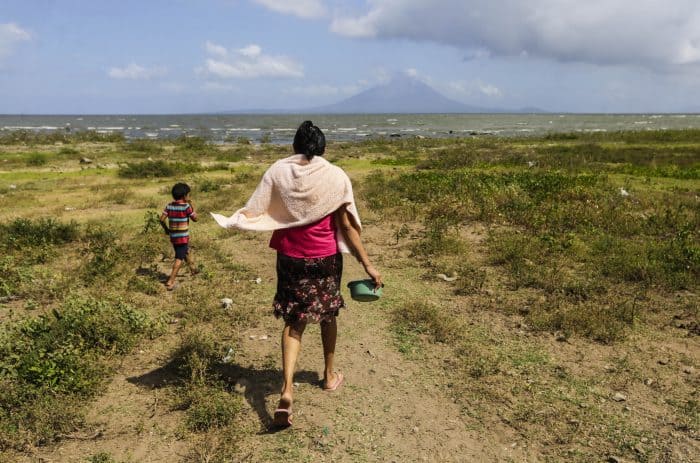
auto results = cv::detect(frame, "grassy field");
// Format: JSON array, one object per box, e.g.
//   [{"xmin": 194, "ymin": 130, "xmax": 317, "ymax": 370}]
[{"xmin": 0, "ymin": 130, "xmax": 698, "ymax": 462}]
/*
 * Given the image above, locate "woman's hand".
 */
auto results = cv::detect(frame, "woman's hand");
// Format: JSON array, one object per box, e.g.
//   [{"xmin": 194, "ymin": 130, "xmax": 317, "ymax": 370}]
[{"xmin": 364, "ymin": 264, "xmax": 382, "ymax": 289}]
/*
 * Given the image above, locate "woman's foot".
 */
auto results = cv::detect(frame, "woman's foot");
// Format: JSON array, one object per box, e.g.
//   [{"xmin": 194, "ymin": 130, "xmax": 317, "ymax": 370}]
[
  {"xmin": 323, "ymin": 371, "xmax": 344, "ymax": 391},
  {"xmin": 271, "ymin": 393, "xmax": 293, "ymax": 428}
]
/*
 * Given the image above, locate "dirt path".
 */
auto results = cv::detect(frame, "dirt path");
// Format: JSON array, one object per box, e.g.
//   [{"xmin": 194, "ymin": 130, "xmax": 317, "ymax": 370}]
[{"xmin": 16, "ymin": 221, "xmax": 533, "ymax": 463}]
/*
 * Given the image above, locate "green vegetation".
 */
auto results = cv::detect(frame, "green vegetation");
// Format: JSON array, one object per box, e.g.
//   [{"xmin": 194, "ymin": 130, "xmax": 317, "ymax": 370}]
[
  {"xmin": 0, "ymin": 296, "xmax": 159, "ymax": 448},
  {"xmin": 0, "ymin": 129, "xmax": 697, "ymax": 462},
  {"xmin": 118, "ymin": 160, "xmax": 204, "ymax": 178}
]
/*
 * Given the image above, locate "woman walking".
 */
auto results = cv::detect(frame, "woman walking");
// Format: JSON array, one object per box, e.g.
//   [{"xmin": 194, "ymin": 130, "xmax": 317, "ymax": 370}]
[{"xmin": 212, "ymin": 121, "xmax": 381, "ymax": 428}]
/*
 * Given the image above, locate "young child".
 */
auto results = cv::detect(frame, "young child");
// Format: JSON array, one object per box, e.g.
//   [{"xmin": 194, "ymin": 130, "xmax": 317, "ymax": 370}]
[{"xmin": 160, "ymin": 182, "xmax": 198, "ymax": 290}]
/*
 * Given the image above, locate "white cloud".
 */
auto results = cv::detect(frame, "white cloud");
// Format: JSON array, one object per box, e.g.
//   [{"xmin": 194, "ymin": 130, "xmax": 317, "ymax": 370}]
[
  {"xmin": 286, "ymin": 83, "xmax": 361, "ymax": 97},
  {"xmin": 0, "ymin": 22, "xmax": 31, "ymax": 61},
  {"xmin": 205, "ymin": 41, "xmax": 228, "ymax": 57},
  {"xmin": 330, "ymin": 1, "xmax": 700, "ymax": 68},
  {"xmin": 201, "ymin": 42, "xmax": 304, "ymax": 78},
  {"xmin": 449, "ymin": 79, "xmax": 503, "ymax": 98},
  {"xmin": 238, "ymin": 44, "xmax": 261, "ymax": 58},
  {"xmin": 252, "ymin": 0, "xmax": 327, "ymax": 19},
  {"xmin": 108, "ymin": 63, "xmax": 167, "ymax": 80},
  {"xmin": 202, "ymin": 81, "xmax": 238, "ymax": 92}
]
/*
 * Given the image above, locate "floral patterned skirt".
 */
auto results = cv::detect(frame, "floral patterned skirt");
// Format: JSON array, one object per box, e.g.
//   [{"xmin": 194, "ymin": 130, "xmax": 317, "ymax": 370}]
[{"xmin": 273, "ymin": 252, "xmax": 345, "ymax": 324}]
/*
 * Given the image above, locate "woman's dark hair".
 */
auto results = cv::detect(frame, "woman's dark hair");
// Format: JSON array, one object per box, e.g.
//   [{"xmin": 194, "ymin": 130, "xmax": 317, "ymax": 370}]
[
  {"xmin": 171, "ymin": 182, "xmax": 191, "ymax": 200},
  {"xmin": 293, "ymin": 120, "xmax": 325, "ymax": 160}
]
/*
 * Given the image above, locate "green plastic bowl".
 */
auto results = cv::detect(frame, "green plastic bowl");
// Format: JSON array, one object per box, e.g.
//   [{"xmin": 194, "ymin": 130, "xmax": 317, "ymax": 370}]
[{"xmin": 347, "ymin": 279, "xmax": 383, "ymax": 302}]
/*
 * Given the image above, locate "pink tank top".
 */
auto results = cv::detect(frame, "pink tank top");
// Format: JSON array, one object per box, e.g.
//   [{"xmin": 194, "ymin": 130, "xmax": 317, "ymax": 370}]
[{"xmin": 269, "ymin": 214, "xmax": 338, "ymax": 258}]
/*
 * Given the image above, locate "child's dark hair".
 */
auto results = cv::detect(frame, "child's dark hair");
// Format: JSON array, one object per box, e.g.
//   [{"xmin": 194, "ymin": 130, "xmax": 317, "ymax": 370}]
[
  {"xmin": 171, "ymin": 182, "xmax": 191, "ymax": 200},
  {"xmin": 293, "ymin": 120, "xmax": 326, "ymax": 160}
]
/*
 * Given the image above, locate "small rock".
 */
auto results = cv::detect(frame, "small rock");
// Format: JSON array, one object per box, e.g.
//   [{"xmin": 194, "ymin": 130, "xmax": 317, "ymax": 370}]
[
  {"xmin": 253, "ymin": 277, "xmax": 262, "ymax": 284},
  {"xmin": 436, "ymin": 273, "xmax": 458, "ymax": 282},
  {"xmin": 9, "ymin": 184, "xmax": 17, "ymax": 189},
  {"xmin": 658, "ymin": 358, "xmax": 670, "ymax": 365},
  {"xmin": 293, "ymin": 382, "xmax": 300, "ymax": 388},
  {"xmin": 555, "ymin": 332, "xmax": 568, "ymax": 342},
  {"xmin": 619, "ymin": 187, "xmax": 630, "ymax": 197},
  {"xmin": 222, "ymin": 347, "xmax": 234, "ymax": 364},
  {"xmin": 604, "ymin": 365, "xmax": 615, "ymax": 372},
  {"xmin": 169, "ymin": 318, "xmax": 179, "ymax": 324},
  {"xmin": 682, "ymin": 366, "xmax": 694, "ymax": 374},
  {"xmin": 518, "ymin": 306, "xmax": 531, "ymax": 315},
  {"xmin": 634, "ymin": 444, "xmax": 645, "ymax": 455},
  {"xmin": 411, "ymin": 426, "xmax": 419, "ymax": 433},
  {"xmin": 79, "ymin": 157, "xmax": 93, "ymax": 164},
  {"xmin": 644, "ymin": 378, "xmax": 654, "ymax": 386},
  {"xmin": 259, "ymin": 335, "xmax": 268, "ymax": 341},
  {"xmin": 640, "ymin": 437, "xmax": 648, "ymax": 443},
  {"xmin": 607, "ymin": 457, "xmax": 623, "ymax": 463},
  {"xmin": 221, "ymin": 297, "xmax": 233, "ymax": 309},
  {"xmin": 612, "ymin": 392, "xmax": 627, "ymax": 402},
  {"xmin": 64, "ymin": 207, "xmax": 75, "ymax": 211},
  {"xmin": 249, "ymin": 335, "xmax": 258, "ymax": 340}
]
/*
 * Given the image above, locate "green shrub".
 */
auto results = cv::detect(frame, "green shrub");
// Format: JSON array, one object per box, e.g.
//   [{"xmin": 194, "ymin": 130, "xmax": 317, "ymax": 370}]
[
  {"xmin": 26, "ymin": 152, "xmax": 50, "ymax": 166},
  {"xmin": 122, "ymin": 139, "xmax": 164, "ymax": 155},
  {"xmin": 0, "ymin": 296, "xmax": 157, "ymax": 448},
  {"xmin": 392, "ymin": 301, "xmax": 461, "ymax": 344},
  {"xmin": 1, "ymin": 217, "xmax": 80, "ymax": 251},
  {"xmin": 183, "ymin": 385, "xmax": 241, "ymax": 432},
  {"xmin": 171, "ymin": 330, "xmax": 221, "ymax": 385},
  {"xmin": 118, "ymin": 160, "xmax": 203, "ymax": 178},
  {"xmin": 81, "ymin": 224, "xmax": 121, "ymax": 282}
]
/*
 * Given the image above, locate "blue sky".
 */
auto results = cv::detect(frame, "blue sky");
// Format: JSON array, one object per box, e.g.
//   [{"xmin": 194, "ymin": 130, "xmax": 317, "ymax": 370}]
[{"xmin": 2, "ymin": 0, "xmax": 700, "ymax": 113}]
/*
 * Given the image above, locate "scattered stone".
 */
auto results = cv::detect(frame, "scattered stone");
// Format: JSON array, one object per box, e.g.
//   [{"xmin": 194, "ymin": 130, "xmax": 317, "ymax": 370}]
[
  {"xmin": 169, "ymin": 318, "xmax": 179, "ymax": 324},
  {"xmin": 64, "ymin": 207, "xmax": 75, "ymax": 211},
  {"xmin": 555, "ymin": 332, "xmax": 568, "ymax": 342},
  {"xmin": 221, "ymin": 297, "xmax": 233, "ymax": 309},
  {"xmin": 411, "ymin": 426, "xmax": 419, "ymax": 433},
  {"xmin": 222, "ymin": 348, "xmax": 234, "ymax": 364},
  {"xmin": 658, "ymin": 358, "xmax": 670, "ymax": 365},
  {"xmin": 612, "ymin": 392, "xmax": 627, "ymax": 402},
  {"xmin": 259, "ymin": 335, "xmax": 269, "ymax": 341},
  {"xmin": 233, "ymin": 378, "xmax": 249, "ymax": 394},
  {"xmin": 604, "ymin": 365, "xmax": 615, "ymax": 372},
  {"xmin": 518, "ymin": 306, "xmax": 531, "ymax": 315},
  {"xmin": 79, "ymin": 157, "xmax": 93, "ymax": 164},
  {"xmin": 252, "ymin": 277, "xmax": 262, "ymax": 284},
  {"xmin": 634, "ymin": 444, "xmax": 646, "ymax": 455},
  {"xmin": 640, "ymin": 437, "xmax": 649, "ymax": 443},
  {"xmin": 249, "ymin": 335, "xmax": 258, "ymax": 340},
  {"xmin": 644, "ymin": 378, "xmax": 654, "ymax": 386},
  {"xmin": 619, "ymin": 187, "xmax": 630, "ymax": 197},
  {"xmin": 682, "ymin": 366, "xmax": 695, "ymax": 375},
  {"xmin": 436, "ymin": 273, "xmax": 458, "ymax": 282},
  {"xmin": 9, "ymin": 184, "xmax": 16, "ymax": 189}
]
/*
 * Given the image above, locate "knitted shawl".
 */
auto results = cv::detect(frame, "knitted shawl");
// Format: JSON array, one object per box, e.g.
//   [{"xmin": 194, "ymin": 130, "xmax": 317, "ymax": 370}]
[{"xmin": 211, "ymin": 154, "xmax": 361, "ymax": 253}]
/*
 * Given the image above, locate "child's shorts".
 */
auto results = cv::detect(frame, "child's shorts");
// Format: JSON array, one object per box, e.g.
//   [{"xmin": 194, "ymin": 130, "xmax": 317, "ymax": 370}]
[{"xmin": 173, "ymin": 244, "xmax": 189, "ymax": 260}]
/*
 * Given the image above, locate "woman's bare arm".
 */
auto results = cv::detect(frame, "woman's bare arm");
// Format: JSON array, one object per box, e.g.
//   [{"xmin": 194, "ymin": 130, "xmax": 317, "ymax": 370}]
[{"xmin": 335, "ymin": 205, "xmax": 382, "ymax": 288}]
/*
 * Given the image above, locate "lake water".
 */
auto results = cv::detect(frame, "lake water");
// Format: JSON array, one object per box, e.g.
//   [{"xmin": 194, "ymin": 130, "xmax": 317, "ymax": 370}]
[{"xmin": 2, "ymin": 113, "xmax": 700, "ymax": 144}]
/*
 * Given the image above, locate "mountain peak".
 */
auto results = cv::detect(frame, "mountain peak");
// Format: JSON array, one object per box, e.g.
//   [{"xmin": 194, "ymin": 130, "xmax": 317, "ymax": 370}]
[{"xmin": 311, "ymin": 75, "xmax": 499, "ymax": 114}]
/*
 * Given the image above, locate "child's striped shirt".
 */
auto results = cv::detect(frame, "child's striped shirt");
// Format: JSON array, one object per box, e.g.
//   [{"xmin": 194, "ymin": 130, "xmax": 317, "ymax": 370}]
[{"xmin": 164, "ymin": 200, "xmax": 197, "ymax": 244}]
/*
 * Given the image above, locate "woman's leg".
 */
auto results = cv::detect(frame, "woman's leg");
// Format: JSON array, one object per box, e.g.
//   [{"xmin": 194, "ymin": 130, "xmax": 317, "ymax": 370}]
[
  {"xmin": 279, "ymin": 320, "xmax": 306, "ymax": 409},
  {"xmin": 320, "ymin": 317, "xmax": 339, "ymax": 388}
]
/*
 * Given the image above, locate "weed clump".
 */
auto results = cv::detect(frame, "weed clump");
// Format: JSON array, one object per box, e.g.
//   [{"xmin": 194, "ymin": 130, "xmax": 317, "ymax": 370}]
[
  {"xmin": 0, "ymin": 296, "xmax": 159, "ymax": 448},
  {"xmin": 118, "ymin": 160, "xmax": 203, "ymax": 178}
]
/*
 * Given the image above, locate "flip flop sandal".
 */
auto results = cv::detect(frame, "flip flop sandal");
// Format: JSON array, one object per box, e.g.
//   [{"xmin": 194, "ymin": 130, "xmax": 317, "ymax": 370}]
[
  {"xmin": 272, "ymin": 408, "xmax": 293, "ymax": 428},
  {"xmin": 323, "ymin": 372, "xmax": 344, "ymax": 392}
]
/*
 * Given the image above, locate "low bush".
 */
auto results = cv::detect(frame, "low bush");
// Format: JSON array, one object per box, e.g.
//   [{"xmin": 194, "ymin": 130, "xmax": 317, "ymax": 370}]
[
  {"xmin": 0, "ymin": 296, "xmax": 158, "ymax": 448},
  {"xmin": 392, "ymin": 301, "xmax": 461, "ymax": 344},
  {"xmin": 182, "ymin": 385, "xmax": 242, "ymax": 432},
  {"xmin": 118, "ymin": 160, "xmax": 203, "ymax": 178},
  {"xmin": 1, "ymin": 217, "xmax": 80, "ymax": 251}
]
